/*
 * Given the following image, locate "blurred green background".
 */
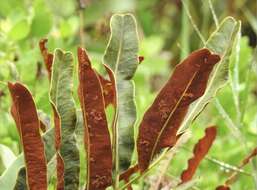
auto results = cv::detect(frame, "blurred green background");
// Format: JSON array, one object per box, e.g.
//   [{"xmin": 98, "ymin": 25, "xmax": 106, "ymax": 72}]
[{"xmin": 0, "ymin": 0, "xmax": 256, "ymax": 189}]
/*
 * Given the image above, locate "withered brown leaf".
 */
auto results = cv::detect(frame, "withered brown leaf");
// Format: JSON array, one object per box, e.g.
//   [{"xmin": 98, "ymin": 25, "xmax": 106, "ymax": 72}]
[
  {"xmin": 180, "ymin": 126, "xmax": 217, "ymax": 183},
  {"xmin": 39, "ymin": 39, "xmax": 53, "ymax": 79},
  {"xmin": 78, "ymin": 47, "xmax": 113, "ymax": 190},
  {"xmin": 137, "ymin": 48, "xmax": 220, "ymax": 172},
  {"xmin": 8, "ymin": 82, "xmax": 47, "ymax": 190}
]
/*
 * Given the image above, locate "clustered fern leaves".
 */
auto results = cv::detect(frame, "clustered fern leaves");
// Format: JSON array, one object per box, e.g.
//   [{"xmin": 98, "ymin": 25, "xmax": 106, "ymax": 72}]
[{"xmin": 0, "ymin": 13, "xmax": 252, "ymax": 190}]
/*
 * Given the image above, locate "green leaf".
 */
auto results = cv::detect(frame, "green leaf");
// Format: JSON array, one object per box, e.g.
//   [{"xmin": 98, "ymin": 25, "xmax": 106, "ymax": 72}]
[
  {"xmin": 8, "ymin": 19, "xmax": 30, "ymax": 41},
  {"xmin": 179, "ymin": 17, "xmax": 239, "ymax": 133},
  {"xmin": 45, "ymin": 0, "xmax": 75, "ymax": 17},
  {"xmin": 103, "ymin": 13, "xmax": 139, "ymax": 171},
  {"xmin": 31, "ymin": 13, "xmax": 52, "ymax": 37},
  {"xmin": 49, "ymin": 49, "xmax": 80, "ymax": 190},
  {"xmin": 229, "ymin": 22, "xmax": 241, "ymax": 124},
  {"xmin": 0, "ymin": 144, "xmax": 16, "ymax": 169},
  {"xmin": 0, "ymin": 0, "xmax": 24, "ymax": 17},
  {"xmin": 30, "ymin": 0, "xmax": 53, "ymax": 37},
  {"xmin": 0, "ymin": 154, "xmax": 24, "ymax": 190}
]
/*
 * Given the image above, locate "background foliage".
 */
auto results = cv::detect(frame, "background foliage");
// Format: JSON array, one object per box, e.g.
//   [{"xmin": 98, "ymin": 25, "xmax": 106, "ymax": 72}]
[{"xmin": 0, "ymin": 0, "xmax": 256, "ymax": 189}]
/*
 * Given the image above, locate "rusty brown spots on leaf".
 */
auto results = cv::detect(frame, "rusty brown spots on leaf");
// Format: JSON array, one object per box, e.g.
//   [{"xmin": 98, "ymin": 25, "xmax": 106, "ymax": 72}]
[
  {"xmin": 8, "ymin": 82, "xmax": 47, "ymax": 190},
  {"xmin": 78, "ymin": 47, "xmax": 113, "ymax": 190},
  {"xmin": 56, "ymin": 154, "xmax": 65, "ymax": 190},
  {"xmin": 39, "ymin": 39, "xmax": 53, "ymax": 79},
  {"xmin": 137, "ymin": 48, "xmax": 220, "ymax": 172},
  {"xmin": 180, "ymin": 126, "xmax": 217, "ymax": 184}
]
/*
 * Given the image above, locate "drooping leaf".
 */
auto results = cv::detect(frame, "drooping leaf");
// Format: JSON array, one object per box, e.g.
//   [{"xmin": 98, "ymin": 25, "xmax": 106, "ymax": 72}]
[
  {"xmin": 137, "ymin": 48, "xmax": 220, "ymax": 172},
  {"xmin": 78, "ymin": 47, "xmax": 112, "ymax": 190},
  {"xmin": 8, "ymin": 82, "xmax": 47, "ymax": 190},
  {"xmin": 49, "ymin": 49, "xmax": 80, "ymax": 190},
  {"xmin": 103, "ymin": 13, "xmax": 139, "ymax": 171},
  {"xmin": 180, "ymin": 126, "xmax": 217, "ymax": 184},
  {"xmin": 179, "ymin": 17, "xmax": 238, "ymax": 133}
]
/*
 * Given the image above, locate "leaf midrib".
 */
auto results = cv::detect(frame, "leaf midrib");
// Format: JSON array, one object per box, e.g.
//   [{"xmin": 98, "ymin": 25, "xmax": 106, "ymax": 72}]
[{"xmin": 112, "ymin": 15, "xmax": 125, "ymax": 189}]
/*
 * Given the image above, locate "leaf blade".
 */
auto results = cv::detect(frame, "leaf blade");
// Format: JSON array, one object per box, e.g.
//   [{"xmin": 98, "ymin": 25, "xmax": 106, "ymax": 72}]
[
  {"xmin": 49, "ymin": 49, "xmax": 80, "ymax": 190},
  {"xmin": 78, "ymin": 47, "xmax": 113, "ymax": 190},
  {"xmin": 137, "ymin": 48, "xmax": 220, "ymax": 172},
  {"xmin": 103, "ymin": 14, "xmax": 139, "ymax": 172},
  {"xmin": 8, "ymin": 82, "xmax": 47, "ymax": 190},
  {"xmin": 179, "ymin": 17, "xmax": 238, "ymax": 133}
]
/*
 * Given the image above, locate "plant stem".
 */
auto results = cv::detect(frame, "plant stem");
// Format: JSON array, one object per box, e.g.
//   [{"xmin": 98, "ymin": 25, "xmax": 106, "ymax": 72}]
[
  {"xmin": 182, "ymin": 0, "xmax": 206, "ymax": 45},
  {"xmin": 79, "ymin": 11, "xmax": 85, "ymax": 48},
  {"xmin": 112, "ymin": 109, "xmax": 119, "ymax": 189},
  {"xmin": 208, "ymin": 0, "xmax": 219, "ymax": 28},
  {"xmin": 119, "ymin": 149, "xmax": 169, "ymax": 190}
]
